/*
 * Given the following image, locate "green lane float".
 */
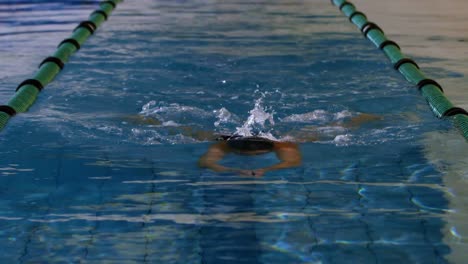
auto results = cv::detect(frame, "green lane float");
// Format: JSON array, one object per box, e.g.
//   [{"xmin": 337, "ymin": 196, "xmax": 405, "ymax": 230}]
[
  {"xmin": 331, "ymin": 0, "xmax": 468, "ymax": 141},
  {"xmin": 0, "ymin": 0, "xmax": 122, "ymax": 131}
]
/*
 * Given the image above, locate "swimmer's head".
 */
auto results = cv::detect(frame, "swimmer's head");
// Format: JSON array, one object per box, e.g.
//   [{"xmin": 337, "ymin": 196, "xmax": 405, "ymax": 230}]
[{"xmin": 225, "ymin": 136, "xmax": 275, "ymax": 155}]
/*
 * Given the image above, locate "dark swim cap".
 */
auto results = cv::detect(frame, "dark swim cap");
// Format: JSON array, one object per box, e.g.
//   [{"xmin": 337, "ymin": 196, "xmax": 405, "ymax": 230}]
[{"xmin": 226, "ymin": 136, "xmax": 274, "ymax": 152}]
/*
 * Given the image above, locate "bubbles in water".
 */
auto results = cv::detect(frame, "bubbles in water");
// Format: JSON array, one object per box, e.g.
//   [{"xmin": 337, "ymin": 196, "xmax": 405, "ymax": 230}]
[
  {"xmin": 282, "ymin": 110, "xmax": 352, "ymax": 124},
  {"xmin": 131, "ymin": 128, "xmax": 163, "ymax": 145},
  {"xmin": 162, "ymin": 121, "xmax": 180, "ymax": 127},
  {"xmin": 141, "ymin": 100, "xmax": 157, "ymax": 112},
  {"xmin": 333, "ymin": 134, "xmax": 352, "ymax": 146},
  {"xmin": 213, "ymin": 107, "xmax": 237, "ymax": 127},
  {"xmin": 96, "ymin": 125, "xmax": 123, "ymax": 135},
  {"xmin": 234, "ymin": 96, "xmax": 275, "ymax": 136},
  {"xmin": 134, "ymin": 93, "xmax": 364, "ymax": 144},
  {"xmin": 139, "ymin": 101, "xmax": 212, "ymax": 126},
  {"xmin": 282, "ymin": 110, "xmax": 328, "ymax": 123},
  {"xmin": 334, "ymin": 110, "xmax": 352, "ymax": 120}
]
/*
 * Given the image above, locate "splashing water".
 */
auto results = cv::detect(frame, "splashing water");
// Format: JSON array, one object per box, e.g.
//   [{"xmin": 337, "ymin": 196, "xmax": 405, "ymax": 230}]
[
  {"xmin": 234, "ymin": 96, "xmax": 276, "ymax": 138},
  {"xmin": 213, "ymin": 107, "xmax": 237, "ymax": 127}
]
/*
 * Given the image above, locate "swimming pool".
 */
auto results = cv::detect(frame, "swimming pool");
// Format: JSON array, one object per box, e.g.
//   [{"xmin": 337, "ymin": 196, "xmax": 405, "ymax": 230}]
[{"xmin": 1, "ymin": 0, "xmax": 467, "ymax": 263}]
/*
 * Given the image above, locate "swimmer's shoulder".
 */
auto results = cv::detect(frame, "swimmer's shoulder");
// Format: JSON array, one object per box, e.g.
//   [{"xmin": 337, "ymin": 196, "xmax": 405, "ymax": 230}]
[
  {"xmin": 210, "ymin": 140, "xmax": 231, "ymax": 152},
  {"xmin": 272, "ymin": 140, "xmax": 299, "ymax": 149}
]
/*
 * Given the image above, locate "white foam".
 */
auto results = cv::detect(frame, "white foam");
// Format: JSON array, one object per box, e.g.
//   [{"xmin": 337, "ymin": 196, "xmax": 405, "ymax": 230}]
[
  {"xmin": 334, "ymin": 110, "xmax": 353, "ymax": 120},
  {"xmin": 162, "ymin": 121, "xmax": 180, "ymax": 127},
  {"xmin": 333, "ymin": 134, "xmax": 352, "ymax": 146},
  {"xmin": 213, "ymin": 107, "xmax": 238, "ymax": 127},
  {"xmin": 234, "ymin": 96, "xmax": 275, "ymax": 136},
  {"xmin": 282, "ymin": 110, "xmax": 328, "ymax": 123}
]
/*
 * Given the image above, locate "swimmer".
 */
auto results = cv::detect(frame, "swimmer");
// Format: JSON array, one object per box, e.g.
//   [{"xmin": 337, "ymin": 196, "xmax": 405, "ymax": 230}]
[
  {"xmin": 121, "ymin": 112, "xmax": 381, "ymax": 176},
  {"xmin": 198, "ymin": 113, "xmax": 382, "ymax": 176},
  {"xmin": 198, "ymin": 135, "xmax": 301, "ymax": 177}
]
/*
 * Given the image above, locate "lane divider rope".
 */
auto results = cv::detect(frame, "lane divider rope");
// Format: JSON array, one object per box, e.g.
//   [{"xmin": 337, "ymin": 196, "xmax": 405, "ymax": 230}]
[
  {"xmin": 58, "ymin": 38, "xmax": 81, "ymax": 50},
  {"xmin": 331, "ymin": 0, "xmax": 468, "ymax": 141},
  {"xmin": 39, "ymin": 57, "xmax": 65, "ymax": 70},
  {"xmin": 0, "ymin": 0, "xmax": 122, "ymax": 131}
]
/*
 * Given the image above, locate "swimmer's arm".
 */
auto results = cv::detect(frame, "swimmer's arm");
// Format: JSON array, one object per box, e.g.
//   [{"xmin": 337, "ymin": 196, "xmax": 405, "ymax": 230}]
[
  {"xmin": 198, "ymin": 142, "xmax": 237, "ymax": 172},
  {"xmin": 122, "ymin": 114, "xmax": 216, "ymax": 141},
  {"xmin": 120, "ymin": 115, "xmax": 162, "ymax": 126},
  {"xmin": 255, "ymin": 142, "xmax": 302, "ymax": 175},
  {"xmin": 339, "ymin": 113, "xmax": 382, "ymax": 128}
]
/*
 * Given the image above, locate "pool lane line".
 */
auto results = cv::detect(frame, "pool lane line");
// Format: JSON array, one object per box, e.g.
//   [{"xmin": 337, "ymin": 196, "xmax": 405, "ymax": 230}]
[
  {"xmin": 330, "ymin": 0, "xmax": 468, "ymax": 141},
  {"xmin": 0, "ymin": 0, "xmax": 122, "ymax": 131}
]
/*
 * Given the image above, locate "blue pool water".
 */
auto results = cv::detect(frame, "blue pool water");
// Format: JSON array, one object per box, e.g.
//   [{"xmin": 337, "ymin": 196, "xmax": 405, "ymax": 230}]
[{"xmin": 0, "ymin": 1, "xmax": 465, "ymax": 263}]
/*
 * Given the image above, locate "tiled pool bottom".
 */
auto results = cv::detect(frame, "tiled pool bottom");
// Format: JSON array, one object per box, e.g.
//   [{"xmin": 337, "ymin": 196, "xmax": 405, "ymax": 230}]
[{"xmin": 0, "ymin": 140, "xmax": 449, "ymax": 263}]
